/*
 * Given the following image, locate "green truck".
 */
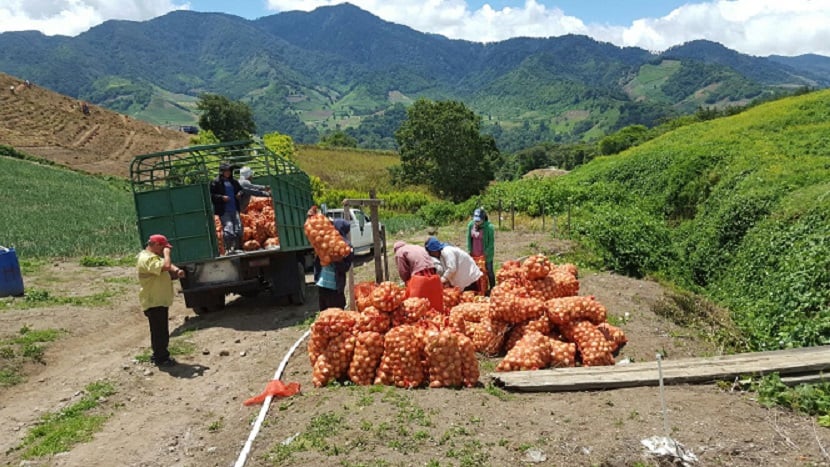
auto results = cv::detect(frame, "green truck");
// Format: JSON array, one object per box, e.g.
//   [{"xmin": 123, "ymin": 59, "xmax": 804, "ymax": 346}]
[{"xmin": 129, "ymin": 140, "xmax": 314, "ymax": 314}]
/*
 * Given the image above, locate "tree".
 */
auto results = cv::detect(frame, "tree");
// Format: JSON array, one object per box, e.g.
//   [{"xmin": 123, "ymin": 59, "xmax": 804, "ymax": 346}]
[
  {"xmin": 319, "ymin": 130, "xmax": 358, "ymax": 148},
  {"xmin": 263, "ymin": 131, "xmax": 297, "ymax": 161},
  {"xmin": 196, "ymin": 93, "xmax": 256, "ymax": 142},
  {"xmin": 394, "ymin": 99, "xmax": 499, "ymax": 202},
  {"xmin": 189, "ymin": 129, "xmax": 219, "ymax": 146}
]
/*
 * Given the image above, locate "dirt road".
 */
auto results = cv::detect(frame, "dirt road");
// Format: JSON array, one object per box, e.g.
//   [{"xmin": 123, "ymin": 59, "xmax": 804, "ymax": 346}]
[{"xmin": 2, "ymin": 230, "xmax": 828, "ymax": 466}]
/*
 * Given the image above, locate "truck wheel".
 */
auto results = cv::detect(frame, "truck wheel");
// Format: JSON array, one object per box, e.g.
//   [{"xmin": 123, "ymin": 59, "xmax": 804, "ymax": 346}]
[
  {"xmin": 192, "ymin": 292, "xmax": 225, "ymax": 315},
  {"xmin": 289, "ymin": 261, "xmax": 307, "ymax": 305}
]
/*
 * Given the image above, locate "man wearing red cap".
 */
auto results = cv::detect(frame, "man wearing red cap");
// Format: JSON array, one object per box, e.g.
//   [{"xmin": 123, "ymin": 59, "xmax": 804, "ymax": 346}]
[{"xmin": 137, "ymin": 234, "xmax": 185, "ymax": 367}]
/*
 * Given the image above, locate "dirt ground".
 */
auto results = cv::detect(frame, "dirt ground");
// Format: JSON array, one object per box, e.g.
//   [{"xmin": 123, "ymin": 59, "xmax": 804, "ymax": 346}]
[
  {"xmin": 2, "ymin": 229, "xmax": 829, "ymax": 467},
  {"xmin": 0, "ymin": 72, "xmax": 191, "ymax": 177}
]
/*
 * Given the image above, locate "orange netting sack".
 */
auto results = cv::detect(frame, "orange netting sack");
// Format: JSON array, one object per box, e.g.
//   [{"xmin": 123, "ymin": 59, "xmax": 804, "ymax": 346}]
[
  {"xmin": 304, "ymin": 206, "xmax": 351, "ymax": 266},
  {"xmin": 443, "ymin": 287, "xmax": 462, "ymax": 310},
  {"xmin": 522, "ymin": 254, "xmax": 552, "ymax": 280},
  {"xmin": 597, "ymin": 322, "xmax": 628, "ymax": 353},
  {"xmin": 424, "ymin": 329, "xmax": 466, "ymax": 388},
  {"xmin": 311, "ymin": 331, "xmax": 355, "ymax": 387},
  {"xmin": 374, "ymin": 325, "xmax": 426, "ymax": 388},
  {"xmin": 546, "ymin": 296, "xmax": 608, "ymax": 327},
  {"xmin": 504, "ymin": 313, "xmax": 552, "ymax": 351},
  {"xmin": 392, "ymin": 297, "xmax": 431, "ymax": 327},
  {"xmin": 348, "ymin": 331, "xmax": 385, "ymax": 386},
  {"xmin": 371, "ymin": 281, "xmax": 406, "ymax": 312},
  {"xmin": 561, "ymin": 320, "xmax": 615, "ymax": 367},
  {"xmin": 355, "ymin": 306, "xmax": 391, "ymax": 334}
]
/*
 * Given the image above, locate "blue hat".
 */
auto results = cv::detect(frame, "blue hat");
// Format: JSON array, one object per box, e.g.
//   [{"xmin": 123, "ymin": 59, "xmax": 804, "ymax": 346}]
[
  {"xmin": 424, "ymin": 236, "xmax": 445, "ymax": 252},
  {"xmin": 473, "ymin": 208, "xmax": 484, "ymax": 222}
]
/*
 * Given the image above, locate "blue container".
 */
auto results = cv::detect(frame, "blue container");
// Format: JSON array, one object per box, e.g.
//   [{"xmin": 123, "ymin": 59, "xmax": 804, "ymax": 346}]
[{"xmin": 0, "ymin": 246, "xmax": 25, "ymax": 297}]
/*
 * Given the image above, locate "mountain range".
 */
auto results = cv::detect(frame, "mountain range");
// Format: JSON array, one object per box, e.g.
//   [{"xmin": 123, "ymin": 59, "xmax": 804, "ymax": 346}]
[{"xmin": 1, "ymin": 3, "xmax": 828, "ymax": 153}]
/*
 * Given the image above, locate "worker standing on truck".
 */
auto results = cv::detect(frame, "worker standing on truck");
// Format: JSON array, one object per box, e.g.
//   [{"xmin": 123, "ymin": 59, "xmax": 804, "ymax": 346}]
[
  {"xmin": 238, "ymin": 166, "xmax": 271, "ymax": 212},
  {"xmin": 313, "ymin": 219, "xmax": 354, "ymax": 310},
  {"xmin": 137, "ymin": 234, "xmax": 185, "ymax": 367},
  {"xmin": 209, "ymin": 162, "xmax": 243, "ymax": 254}
]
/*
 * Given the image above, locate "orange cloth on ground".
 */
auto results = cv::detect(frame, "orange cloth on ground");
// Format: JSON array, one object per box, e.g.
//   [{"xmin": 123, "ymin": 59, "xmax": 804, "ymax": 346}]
[
  {"xmin": 243, "ymin": 380, "xmax": 301, "ymax": 406},
  {"xmin": 406, "ymin": 273, "xmax": 444, "ymax": 313}
]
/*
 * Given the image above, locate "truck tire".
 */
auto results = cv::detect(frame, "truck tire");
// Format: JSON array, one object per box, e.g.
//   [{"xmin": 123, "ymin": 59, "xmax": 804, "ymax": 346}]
[
  {"xmin": 191, "ymin": 291, "xmax": 225, "ymax": 315},
  {"xmin": 289, "ymin": 261, "xmax": 307, "ymax": 305}
]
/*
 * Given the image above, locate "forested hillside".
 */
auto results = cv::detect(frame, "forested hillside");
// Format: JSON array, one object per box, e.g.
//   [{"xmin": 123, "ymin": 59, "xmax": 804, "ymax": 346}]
[
  {"xmin": 483, "ymin": 89, "xmax": 830, "ymax": 350},
  {"xmin": 0, "ymin": 4, "xmax": 825, "ymax": 152}
]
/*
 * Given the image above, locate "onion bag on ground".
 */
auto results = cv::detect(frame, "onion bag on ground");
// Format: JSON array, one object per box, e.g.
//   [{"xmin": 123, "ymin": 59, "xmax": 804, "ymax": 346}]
[
  {"xmin": 348, "ymin": 331, "xmax": 385, "ymax": 386},
  {"xmin": 374, "ymin": 325, "xmax": 426, "ymax": 388}
]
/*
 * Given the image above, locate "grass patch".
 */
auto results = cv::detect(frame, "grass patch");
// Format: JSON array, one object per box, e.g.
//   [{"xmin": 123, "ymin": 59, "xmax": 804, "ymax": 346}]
[
  {"xmin": 483, "ymin": 382, "xmax": 513, "ymax": 401},
  {"xmin": 134, "ymin": 337, "xmax": 196, "ymax": 363},
  {"xmin": 16, "ymin": 380, "xmax": 116, "ymax": 458},
  {"xmin": 651, "ymin": 288, "xmax": 747, "ymax": 352},
  {"xmin": 1, "ymin": 288, "xmax": 118, "ymax": 310},
  {"xmin": 751, "ymin": 374, "xmax": 830, "ymax": 427},
  {"xmin": 267, "ymin": 412, "xmax": 345, "ymax": 463},
  {"xmin": 80, "ymin": 255, "xmax": 135, "ymax": 267},
  {"xmin": 0, "ymin": 326, "xmax": 66, "ymax": 386}
]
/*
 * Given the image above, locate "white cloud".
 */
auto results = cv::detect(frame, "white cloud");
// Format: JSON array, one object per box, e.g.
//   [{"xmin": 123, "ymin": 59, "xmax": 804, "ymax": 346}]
[
  {"xmin": 2, "ymin": 0, "xmax": 828, "ymax": 56},
  {"xmin": 0, "ymin": 0, "xmax": 189, "ymax": 36},
  {"xmin": 265, "ymin": 0, "xmax": 830, "ymax": 56}
]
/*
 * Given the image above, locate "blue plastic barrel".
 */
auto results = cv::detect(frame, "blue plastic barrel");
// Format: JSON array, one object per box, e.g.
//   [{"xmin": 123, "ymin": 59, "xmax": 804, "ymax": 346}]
[{"xmin": 0, "ymin": 246, "xmax": 25, "ymax": 297}]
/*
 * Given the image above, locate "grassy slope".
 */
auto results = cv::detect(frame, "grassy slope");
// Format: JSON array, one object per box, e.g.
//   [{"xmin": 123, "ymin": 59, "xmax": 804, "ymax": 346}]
[
  {"xmin": 0, "ymin": 156, "xmax": 137, "ymax": 258},
  {"xmin": 484, "ymin": 89, "xmax": 830, "ymax": 349},
  {"xmin": 294, "ymin": 145, "xmax": 400, "ymax": 192}
]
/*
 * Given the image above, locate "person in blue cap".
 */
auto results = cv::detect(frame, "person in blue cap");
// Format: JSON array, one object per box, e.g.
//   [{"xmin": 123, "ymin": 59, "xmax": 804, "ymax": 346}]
[
  {"xmin": 466, "ymin": 207, "xmax": 495, "ymax": 293},
  {"xmin": 424, "ymin": 236, "xmax": 482, "ymax": 291}
]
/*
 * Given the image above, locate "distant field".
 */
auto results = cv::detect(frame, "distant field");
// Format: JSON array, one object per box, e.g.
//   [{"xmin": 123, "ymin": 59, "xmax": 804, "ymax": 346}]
[
  {"xmin": 134, "ymin": 88, "xmax": 198, "ymax": 126},
  {"xmin": 624, "ymin": 59, "xmax": 680, "ymax": 102},
  {"xmin": 294, "ymin": 145, "xmax": 399, "ymax": 192},
  {"xmin": 0, "ymin": 155, "xmax": 137, "ymax": 258}
]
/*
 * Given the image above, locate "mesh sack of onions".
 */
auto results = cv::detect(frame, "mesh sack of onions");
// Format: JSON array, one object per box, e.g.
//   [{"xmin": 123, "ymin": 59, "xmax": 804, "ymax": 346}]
[
  {"xmin": 496, "ymin": 331, "xmax": 552, "ymax": 371},
  {"xmin": 496, "ymin": 260, "xmax": 525, "ymax": 283},
  {"xmin": 546, "ymin": 296, "xmax": 608, "ymax": 327},
  {"xmin": 522, "ymin": 254, "xmax": 552, "ymax": 280},
  {"xmin": 554, "ymin": 263, "xmax": 579, "ymax": 279},
  {"xmin": 457, "ymin": 333, "xmax": 480, "ymax": 387},
  {"xmin": 308, "ymin": 308, "xmax": 358, "ymax": 365},
  {"xmin": 355, "ymin": 306, "xmax": 391, "ymax": 334},
  {"xmin": 374, "ymin": 325, "xmax": 426, "ymax": 388},
  {"xmin": 312, "ymin": 331, "xmax": 356, "ymax": 387},
  {"xmin": 420, "ymin": 309, "xmax": 451, "ymax": 332},
  {"xmin": 551, "ymin": 270, "xmax": 580, "ymax": 298},
  {"xmin": 392, "ymin": 297, "xmax": 431, "ymax": 327},
  {"xmin": 303, "ymin": 206, "xmax": 351, "ymax": 266},
  {"xmin": 443, "ymin": 287, "xmax": 462, "ymax": 310},
  {"xmin": 597, "ymin": 322, "xmax": 628, "ymax": 353},
  {"xmin": 242, "ymin": 239, "xmax": 261, "ymax": 251},
  {"xmin": 527, "ymin": 275, "xmax": 559, "ymax": 301},
  {"xmin": 460, "ymin": 290, "xmax": 478, "ymax": 303},
  {"xmin": 548, "ymin": 338, "xmax": 577, "ymax": 368},
  {"xmin": 424, "ymin": 330, "xmax": 465, "ymax": 388},
  {"xmin": 371, "ymin": 281, "xmax": 406, "ymax": 312},
  {"xmin": 561, "ymin": 320, "xmax": 615, "ymax": 367},
  {"xmin": 214, "ymin": 215, "xmax": 225, "ymax": 255},
  {"xmin": 504, "ymin": 314, "xmax": 552, "ymax": 351},
  {"xmin": 468, "ymin": 316, "xmax": 509, "ymax": 356},
  {"xmin": 348, "ymin": 331, "xmax": 385, "ymax": 386},
  {"xmin": 448, "ymin": 302, "xmax": 489, "ymax": 326},
  {"xmin": 490, "ymin": 285, "xmax": 546, "ymax": 324}
]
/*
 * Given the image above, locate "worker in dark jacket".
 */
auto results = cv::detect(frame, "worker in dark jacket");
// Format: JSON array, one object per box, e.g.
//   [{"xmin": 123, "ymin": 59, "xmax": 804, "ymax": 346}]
[
  {"xmin": 209, "ymin": 162, "xmax": 243, "ymax": 254},
  {"xmin": 313, "ymin": 219, "xmax": 354, "ymax": 310}
]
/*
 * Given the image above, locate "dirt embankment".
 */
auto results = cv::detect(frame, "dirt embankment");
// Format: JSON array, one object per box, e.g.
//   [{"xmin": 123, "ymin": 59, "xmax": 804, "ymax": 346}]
[{"xmin": 0, "ymin": 72, "xmax": 191, "ymax": 177}]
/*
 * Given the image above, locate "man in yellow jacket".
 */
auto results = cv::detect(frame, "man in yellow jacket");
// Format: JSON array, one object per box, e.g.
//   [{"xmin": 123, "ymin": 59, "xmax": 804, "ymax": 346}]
[{"xmin": 137, "ymin": 234, "xmax": 185, "ymax": 367}]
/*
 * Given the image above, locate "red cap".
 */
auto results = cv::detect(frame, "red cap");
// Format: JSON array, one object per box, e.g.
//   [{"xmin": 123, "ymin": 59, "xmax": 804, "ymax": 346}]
[{"xmin": 148, "ymin": 234, "xmax": 172, "ymax": 248}]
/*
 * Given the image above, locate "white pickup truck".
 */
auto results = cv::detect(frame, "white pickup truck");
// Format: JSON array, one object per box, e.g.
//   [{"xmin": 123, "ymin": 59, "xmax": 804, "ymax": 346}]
[{"xmin": 324, "ymin": 208, "xmax": 382, "ymax": 255}]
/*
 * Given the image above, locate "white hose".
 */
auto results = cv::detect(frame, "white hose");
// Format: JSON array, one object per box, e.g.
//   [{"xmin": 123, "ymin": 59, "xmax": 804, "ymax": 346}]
[{"xmin": 234, "ymin": 329, "xmax": 310, "ymax": 467}]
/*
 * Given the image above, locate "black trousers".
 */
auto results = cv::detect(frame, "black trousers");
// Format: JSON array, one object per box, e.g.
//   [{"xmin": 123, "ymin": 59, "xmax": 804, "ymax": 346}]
[
  {"xmin": 143, "ymin": 306, "xmax": 170, "ymax": 362},
  {"xmin": 318, "ymin": 287, "xmax": 346, "ymax": 310}
]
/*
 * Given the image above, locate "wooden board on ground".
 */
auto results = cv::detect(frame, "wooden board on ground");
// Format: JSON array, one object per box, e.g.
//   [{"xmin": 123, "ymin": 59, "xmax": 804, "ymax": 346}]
[{"xmin": 491, "ymin": 345, "xmax": 830, "ymax": 392}]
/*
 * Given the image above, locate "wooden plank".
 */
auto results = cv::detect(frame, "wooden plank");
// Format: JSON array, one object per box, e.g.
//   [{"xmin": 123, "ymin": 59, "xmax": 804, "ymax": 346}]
[{"xmin": 491, "ymin": 345, "xmax": 830, "ymax": 392}]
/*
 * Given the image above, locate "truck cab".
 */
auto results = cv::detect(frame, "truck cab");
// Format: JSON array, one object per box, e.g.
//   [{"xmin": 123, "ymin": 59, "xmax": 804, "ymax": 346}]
[{"xmin": 324, "ymin": 208, "xmax": 379, "ymax": 255}]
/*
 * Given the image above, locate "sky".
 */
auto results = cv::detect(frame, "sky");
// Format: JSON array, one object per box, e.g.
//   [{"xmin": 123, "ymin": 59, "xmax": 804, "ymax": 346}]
[{"xmin": 1, "ymin": 0, "xmax": 829, "ymax": 57}]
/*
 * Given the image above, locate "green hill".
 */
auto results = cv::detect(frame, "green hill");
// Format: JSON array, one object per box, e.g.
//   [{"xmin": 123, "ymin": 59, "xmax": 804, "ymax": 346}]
[
  {"xmin": 0, "ymin": 148, "xmax": 137, "ymax": 258},
  {"xmin": 484, "ymin": 90, "xmax": 830, "ymax": 350}
]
